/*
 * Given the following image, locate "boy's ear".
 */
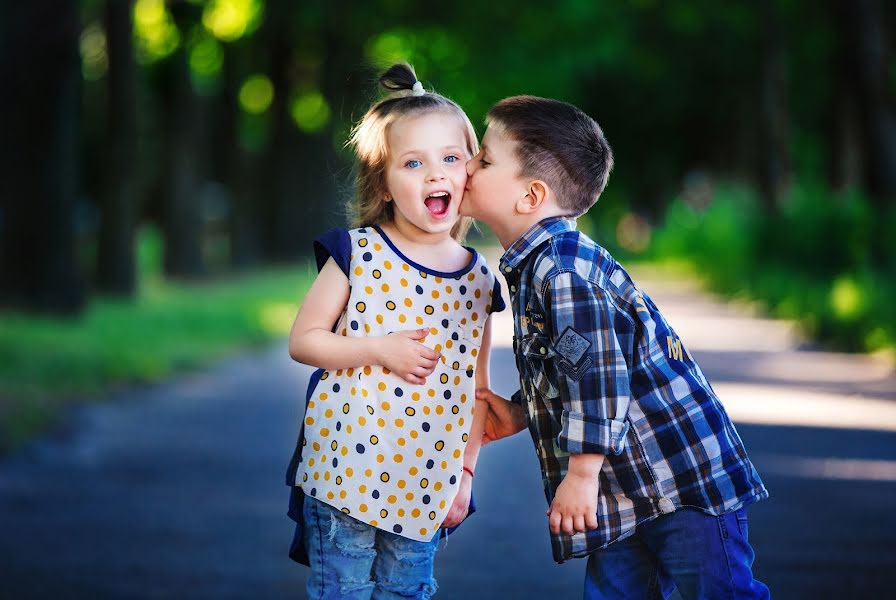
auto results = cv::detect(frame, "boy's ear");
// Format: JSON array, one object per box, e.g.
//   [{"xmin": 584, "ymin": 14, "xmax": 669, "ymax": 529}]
[{"xmin": 515, "ymin": 180, "xmax": 550, "ymax": 214}]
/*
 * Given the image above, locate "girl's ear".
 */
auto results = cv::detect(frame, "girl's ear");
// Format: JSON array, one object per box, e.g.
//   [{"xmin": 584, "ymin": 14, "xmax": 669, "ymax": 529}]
[{"xmin": 515, "ymin": 180, "xmax": 549, "ymax": 214}]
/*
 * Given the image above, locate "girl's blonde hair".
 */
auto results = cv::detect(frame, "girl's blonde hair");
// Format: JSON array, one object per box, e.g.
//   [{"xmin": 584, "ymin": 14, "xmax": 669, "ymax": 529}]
[{"xmin": 347, "ymin": 63, "xmax": 477, "ymax": 241}]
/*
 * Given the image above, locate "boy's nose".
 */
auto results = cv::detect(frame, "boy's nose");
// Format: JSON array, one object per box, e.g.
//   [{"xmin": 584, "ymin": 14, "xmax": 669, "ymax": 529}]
[{"xmin": 465, "ymin": 157, "xmax": 475, "ymax": 176}]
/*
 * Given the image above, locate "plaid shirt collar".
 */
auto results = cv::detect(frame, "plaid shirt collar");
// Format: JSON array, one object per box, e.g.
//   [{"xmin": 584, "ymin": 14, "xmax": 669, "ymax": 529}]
[{"xmin": 499, "ymin": 216, "xmax": 578, "ymax": 274}]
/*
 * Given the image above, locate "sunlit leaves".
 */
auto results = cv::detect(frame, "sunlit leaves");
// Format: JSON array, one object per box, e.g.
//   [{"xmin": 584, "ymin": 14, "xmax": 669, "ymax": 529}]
[
  {"xmin": 239, "ymin": 74, "xmax": 274, "ymax": 114},
  {"xmin": 202, "ymin": 0, "xmax": 264, "ymax": 42},
  {"xmin": 133, "ymin": 0, "xmax": 180, "ymax": 64},
  {"xmin": 291, "ymin": 91, "xmax": 331, "ymax": 133},
  {"xmin": 80, "ymin": 23, "xmax": 108, "ymax": 81}
]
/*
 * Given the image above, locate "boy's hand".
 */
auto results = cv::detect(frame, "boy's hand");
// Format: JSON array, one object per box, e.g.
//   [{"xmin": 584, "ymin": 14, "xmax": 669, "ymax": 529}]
[
  {"xmin": 379, "ymin": 329, "xmax": 441, "ymax": 385},
  {"xmin": 475, "ymin": 388, "xmax": 527, "ymax": 445},
  {"xmin": 547, "ymin": 454, "xmax": 603, "ymax": 535},
  {"xmin": 441, "ymin": 470, "xmax": 472, "ymax": 528}
]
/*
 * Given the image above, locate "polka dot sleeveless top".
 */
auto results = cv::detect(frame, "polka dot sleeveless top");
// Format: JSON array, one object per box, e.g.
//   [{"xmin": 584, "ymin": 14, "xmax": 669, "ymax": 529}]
[{"xmin": 294, "ymin": 226, "xmax": 504, "ymax": 541}]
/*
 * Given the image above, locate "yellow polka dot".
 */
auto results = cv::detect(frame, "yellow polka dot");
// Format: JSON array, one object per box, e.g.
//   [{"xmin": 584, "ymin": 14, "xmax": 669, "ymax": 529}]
[
  {"xmin": 435, "ymin": 441, "xmax": 444, "ymax": 451},
  {"xmin": 377, "ymin": 418, "xmax": 385, "ymax": 428},
  {"xmin": 372, "ymin": 269, "xmax": 381, "ymax": 279},
  {"xmin": 453, "ymin": 449, "xmax": 461, "ymax": 458},
  {"xmin": 356, "ymin": 302, "xmax": 366, "ymax": 312},
  {"xmin": 439, "ymin": 500, "xmax": 447, "ymax": 509},
  {"xmin": 382, "ymin": 401, "xmax": 391, "ymax": 411},
  {"xmin": 441, "ymin": 461, "xmax": 448, "ymax": 469},
  {"xmin": 308, "ymin": 401, "xmax": 316, "ymax": 409},
  {"xmin": 412, "ymin": 392, "xmax": 420, "ymax": 401},
  {"xmin": 386, "ymin": 300, "xmax": 396, "ymax": 310},
  {"xmin": 365, "ymin": 285, "xmax": 373, "ymax": 294},
  {"xmin": 406, "ymin": 492, "xmax": 415, "ymax": 501},
  {"xmin": 440, "ymin": 374, "xmax": 449, "ymax": 384},
  {"xmin": 431, "ymin": 290, "xmax": 440, "ymax": 299},
  {"xmin": 436, "ymin": 405, "xmax": 444, "ymax": 416},
  {"xmin": 472, "ymin": 312, "xmax": 479, "ymax": 321},
  {"xmin": 370, "ymin": 520, "xmax": 378, "ymax": 526},
  {"xmin": 376, "ymin": 314, "xmax": 384, "ymax": 324},
  {"xmin": 359, "ymin": 238, "xmax": 368, "ymax": 247},
  {"xmin": 475, "ymin": 289, "xmax": 482, "ymax": 298},
  {"xmin": 423, "ymin": 406, "xmax": 431, "ymax": 415},
  {"xmin": 377, "ymin": 454, "xmax": 385, "ymax": 463},
  {"xmin": 331, "ymin": 440, "xmax": 338, "ymax": 451},
  {"xmin": 305, "ymin": 417, "xmax": 315, "ymax": 426},
  {"xmin": 381, "ymin": 473, "xmax": 390, "ymax": 482},
  {"xmin": 420, "ymin": 478, "xmax": 429, "ymax": 488},
  {"xmin": 415, "ymin": 448, "xmax": 424, "ymax": 458},
  {"xmin": 313, "ymin": 472, "xmax": 319, "ymax": 480},
  {"xmin": 424, "ymin": 305, "xmax": 434, "ymax": 315},
  {"xmin": 416, "ymin": 316, "xmax": 424, "ymax": 325},
  {"xmin": 467, "ymin": 273, "xmax": 475, "ymax": 281},
  {"xmin": 420, "ymin": 528, "xmax": 428, "ymax": 536},
  {"xmin": 341, "ymin": 447, "xmax": 349, "ymax": 456},
  {"xmin": 346, "ymin": 425, "xmax": 353, "ymax": 434},
  {"xmin": 312, "ymin": 442, "xmax": 321, "ymax": 452},
  {"xmin": 454, "ymin": 376, "xmax": 461, "ymax": 386},
  {"xmin": 359, "ymin": 503, "xmax": 368, "ymax": 513},
  {"xmin": 320, "ymin": 392, "xmax": 329, "ymax": 400},
  {"xmin": 472, "ymin": 348, "xmax": 478, "ymax": 357},
  {"xmin": 346, "ymin": 467, "xmax": 354, "ymax": 477},
  {"xmin": 458, "ymin": 418, "xmax": 465, "ymax": 426},
  {"xmin": 399, "ymin": 314, "xmax": 407, "ymax": 323},
  {"xmin": 397, "ymin": 508, "xmax": 406, "ymax": 517},
  {"xmin": 434, "ymin": 482, "xmax": 443, "ymax": 491},
  {"xmin": 364, "ymin": 366, "xmax": 372, "ymax": 376},
  {"xmin": 380, "ymin": 508, "xmax": 388, "ymax": 518},
  {"xmin": 387, "ymin": 495, "xmax": 397, "ymax": 504},
  {"xmin": 354, "ymin": 266, "xmax": 363, "ymax": 276},
  {"xmin": 445, "ymin": 424, "xmax": 453, "ymax": 432},
  {"xmin": 394, "ymin": 454, "xmax": 403, "ymax": 463},
  {"xmin": 327, "ymin": 491, "xmax": 334, "ymax": 500},
  {"xmin": 472, "ymin": 329, "xmax": 479, "ymax": 338},
  {"xmin": 343, "ymin": 403, "xmax": 350, "ymax": 414},
  {"xmin": 400, "ymin": 278, "xmax": 408, "ymax": 287},
  {"xmin": 397, "ymin": 437, "xmax": 406, "ymax": 446},
  {"xmin": 308, "ymin": 458, "xmax": 316, "ymax": 467},
  {"xmin": 429, "ymin": 327, "xmax": 438, "ymax": 335},
  {"xmin": 324, "ymin": 409, "xmax": 334, "ymax": 418},
  {"xmin": 381, "ymin": 284, "xmax": 390, "ymax": 293},
  {"xmin": 340, "ymin": 490, "xmax": 347, "ymax": 499},
  {"xmin": 402, "ymin": 263, "xmax": 410, "ymax": 271},
  {"xmin": 404, "ymin": 298, "xmax": 413, "ymax": 308},
  {"xmin": 412, "ymin": 508, "xmax": 421, "ymax": 518},
  {"xmin": 358, "ymin": 416, "xmax": 366, "ymax": 426},
  {"xmin": 443, "ymin": 302, "xmax": 451, "ymax": 312},
  {"xmin": 373, "ymin": 243, "xmax": 382, "ymax": 251},
  {"xmin": 410, "ymin": 430, "xmax": 419, "ymax": 439},
  {"xmin": 370, "ymin": 435, "xmax": 379, "ymax": 444},
  {"xmin": 405, "ymin": 407, "xmax": 416, "ymax": 417},
  {"xmin": 427, "ymin": 389, "xmax": 436, "ymax": 398},
  {"xmin": 320, "ymin": 428, "xmax": 330, "ymax": 437},
  {"xmin": 384, "ymin": 260, "xmax": 392, "ymax": 270},
  {"xmin": 397, "ymin": 479, "xmax": 406, "ymax": 489},
  {"xmin": 365, "ymin": 469, "xmax": 373, "ymax": 477},
  {"xmin": 378, "ymin": 382, "xmax": 387, "ymax": 392},
  {"xmin": 359, "ymin": 484, "xmax": 367, "ymax": 493},
  {"xmin": 394, "ymin": 418, "xmax": 404, "ymax": 427},
  {"xmin": 364, "ymin": 324, "xmax": 371, "ymax": 333},
  {"xmin": 445, "ymin": 286, "xmax": 453, "ymax": 293},
  {"xmin": 409, "ymin": 467, "xmax": 419, "ymax": 476}
]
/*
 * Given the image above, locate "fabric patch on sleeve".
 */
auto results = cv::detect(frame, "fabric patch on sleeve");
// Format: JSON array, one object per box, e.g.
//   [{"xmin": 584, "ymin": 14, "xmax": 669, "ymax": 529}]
[{"xmin": 555, "ymin": 326, "xmax": 592, "ymax": 367}]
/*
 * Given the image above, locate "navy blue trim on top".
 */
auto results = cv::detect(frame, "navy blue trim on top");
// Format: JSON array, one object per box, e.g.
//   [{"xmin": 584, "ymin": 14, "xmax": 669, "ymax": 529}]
[
  {"xmin": 372, "ymin": 225, "xmax": 478, "ymax": 278},
  {"xmin": 313, "ymin": 228, "xmax": 351, "ymax": 276},
  {"xmin": 490, "ymin": 279, "xmax": 506, "ymax": 313}
]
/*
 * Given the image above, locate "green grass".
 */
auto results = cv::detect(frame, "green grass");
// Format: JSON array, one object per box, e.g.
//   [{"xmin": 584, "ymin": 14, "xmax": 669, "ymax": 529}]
[{"xmin": 0, "ymin": 228, "xmax": 316, "ymax": 450}]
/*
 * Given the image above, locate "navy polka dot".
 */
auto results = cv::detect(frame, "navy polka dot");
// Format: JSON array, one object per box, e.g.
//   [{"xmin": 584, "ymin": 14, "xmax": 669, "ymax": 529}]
[
  {"xmin": 333, "ymin": 458, "xmax": 339, "ymax": 467},
  {"xmin": 356, "ymin": 443, "xmax": 365, "ymax": 454},
  {"xmin": 459, "ymin": 345, "xmax": 466, "ymax": 353},
  {"xmin": 333, "ymin": 383, "xmax": 341, "ymax": 392},
  {"xmin": 444, "ymin": 390, "xmax": 451, "ymax": 399},
  {"xmin": 422, "ymin": 422, "xmax": 430, "ymax": 432},
  {"xmin": 451, "ymin": 332, "xmax": 459, "ymax": 341},
  {"xmin": 310, "ymin": 487, "xmax": 317, "ymax": 496},
  {"xmin": 395, "ymin": 388, "xmax": 403, "ymax": 397},
  {"xmin": 372, "ymin": 490, "xmax": 380, "ymax": 499},
  {"xmin": 449, "ymin": 475, "xmax": 457, "ymax": 484},
  {"xmin": 415, "ymin": 285, "xmax": 424, "ymax": 294},
  {"xmin": 460, "ymin": 285, "xmax": 467, "ymax": 294},
  {"xmin": 351, "ymin": 321, "xmax": 359, "ymax": 330},
  {"xmin": 422, "ymin": 495, "xmax": 431, "ymax": 504},
  {"xmin": 363, "ymin": 252, "xmax": 372, "ymax": 261},
  {"xmin": 393, "ymin": 524, "xmax": 403, "ymax": 533},
  {"xmin": 442, "ymin": 319, "xmax": 449, "ymax": 328},
  {"xmin": 426, "ymin": 459, "xmax": 434, "ymax": 469}
]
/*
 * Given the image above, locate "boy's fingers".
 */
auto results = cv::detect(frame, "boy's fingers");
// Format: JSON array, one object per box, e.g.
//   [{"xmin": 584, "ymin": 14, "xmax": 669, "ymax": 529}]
[
  {"xmin": 548, "ymin": 509, "xmax": 562, "ymax": 534},
  {"xmin": 585, "ymin": 512, "xmax": 598, "ymax": 530},
  {"xmin": 561, "ymin": 515, "xmax": 575, "ymax": 536},
  {"xmin": 573, "ymin": 515, "xmax": 586, "ymax": 533}
]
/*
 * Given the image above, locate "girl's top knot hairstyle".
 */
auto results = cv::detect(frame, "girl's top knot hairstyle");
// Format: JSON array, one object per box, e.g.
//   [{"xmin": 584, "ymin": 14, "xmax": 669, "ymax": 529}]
[{"xmin": 347, "ymin": 63, "xmax": 477, "ymax": 241}]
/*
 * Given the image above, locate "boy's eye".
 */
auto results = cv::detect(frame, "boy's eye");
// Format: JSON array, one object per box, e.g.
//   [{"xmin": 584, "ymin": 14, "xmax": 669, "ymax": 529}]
[
  {"xmin": 405, "ymin": 159, "xmax": 422, "ymax": 168},
  {"xmin": 444, "ymin": 155, "xmax": 459, "ymax": 163},
  {"xmin": 479, "ymin": 158, "xmax": 490, "ymax": 168}
]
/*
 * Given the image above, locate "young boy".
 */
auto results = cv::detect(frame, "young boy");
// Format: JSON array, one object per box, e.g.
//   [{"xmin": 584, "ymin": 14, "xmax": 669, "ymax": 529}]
[{"xmin": 461, "ymin": 96, "xmax": 770, "ymax": 599}]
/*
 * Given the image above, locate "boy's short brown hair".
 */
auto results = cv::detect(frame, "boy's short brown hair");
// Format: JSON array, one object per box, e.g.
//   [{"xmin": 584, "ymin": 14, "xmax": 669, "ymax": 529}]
[{"xmin": 486, "ymin": 96, "xmax": 613, "ymax": 216}]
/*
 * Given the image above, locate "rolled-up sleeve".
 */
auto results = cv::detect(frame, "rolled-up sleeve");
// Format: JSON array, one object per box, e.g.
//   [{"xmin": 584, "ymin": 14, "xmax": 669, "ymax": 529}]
[{"xmin": 545, "ymin": 272, "xmax": 631, "ymax": 456}]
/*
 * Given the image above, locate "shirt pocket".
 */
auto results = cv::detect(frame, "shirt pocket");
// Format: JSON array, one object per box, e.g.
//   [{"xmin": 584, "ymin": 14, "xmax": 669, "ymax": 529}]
[
  {"xmin": 519, "ymin": 333, "xmax": 559, "ymax": 399},
  {"xmin": 437, "ymin": 320, "xmax": 479, "ymax": 377}
]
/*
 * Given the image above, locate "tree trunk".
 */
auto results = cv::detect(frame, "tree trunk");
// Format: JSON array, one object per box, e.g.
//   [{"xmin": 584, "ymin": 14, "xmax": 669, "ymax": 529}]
[
  {"xmin": 840, "ymin": 0, "xmax": 896, "ymax": 203},
  {"xmin": 0, "ymin": 2, "xmax": 85, "ymax": 315},
  {"xmin": 757, "ymin": 0, "xmax": 791, "ymax": 211},
  {"xmin": 96, "ymin": 0, "xmax": 138, "ymax": 295},
  {"xmin": 160, "ymin": 4, "xmax": 206, "ymax": 279}
]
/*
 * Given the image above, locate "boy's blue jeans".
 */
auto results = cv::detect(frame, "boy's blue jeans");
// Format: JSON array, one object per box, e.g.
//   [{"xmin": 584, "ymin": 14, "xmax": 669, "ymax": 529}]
[
  {"xmin": 303, "ymin": 495, "xmax": 440, "ymax": 599},
  {"xmin": 584, "ymin": 507, "xmax": 770, "ymax": 600}
]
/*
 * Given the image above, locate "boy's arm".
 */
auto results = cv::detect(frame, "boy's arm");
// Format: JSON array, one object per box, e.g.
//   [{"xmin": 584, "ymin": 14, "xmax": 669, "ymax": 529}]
[
  {"xmin": 288, "ymin": 258, "xmax": 440, "ymax": 384},
  {"xmin": 543, "ymin": 271, "xmax": 632, "ymax": 534},
  {"xmin": 443, "ymin": 316, "xmax": 493, "ymax": 527}
]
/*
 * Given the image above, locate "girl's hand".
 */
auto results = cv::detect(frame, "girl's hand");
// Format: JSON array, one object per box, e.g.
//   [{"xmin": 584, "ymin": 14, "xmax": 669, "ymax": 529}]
[
  {"xmin": 441, "ymin": 470, "xmax": 472, "ymax": 528},
  {"xmin": 380, "ymin": 329, "xmax": 441, "ymax": 385}
]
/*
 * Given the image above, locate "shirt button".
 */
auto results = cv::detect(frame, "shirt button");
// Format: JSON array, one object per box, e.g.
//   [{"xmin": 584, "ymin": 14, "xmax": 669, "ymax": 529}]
[
  {"xmin": 504, "ymin": 266, "xmax": 512, "ymax": 273},
  {"xmin": 657, "ymin": 498, "xmax": 675, "ymax": 514},
  {"xmin": 510, "ymin": 285, "xmax": 517, "ymax": 293},
  {"xmin": 539, "ymin": 346, "xmax": 546, "ymax": 354}
]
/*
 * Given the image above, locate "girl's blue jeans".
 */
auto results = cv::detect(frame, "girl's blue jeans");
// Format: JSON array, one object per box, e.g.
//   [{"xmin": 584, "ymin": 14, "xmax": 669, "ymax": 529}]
[
  {"xmin": 584, "ymin": 507, "xmax": 770, "ymax": 600},
  {"xmin": 303, "ymin": 495, "xmax": 440, "ymax": 599}
]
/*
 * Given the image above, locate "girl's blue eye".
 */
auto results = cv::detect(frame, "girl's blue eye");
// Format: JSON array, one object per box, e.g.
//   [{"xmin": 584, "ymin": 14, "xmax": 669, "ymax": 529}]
[
  {"xmin": 405, "ymin": 159, "xmax": 422, "ymax": 168},
  {"xmin": 444, "ymin": 155, "xmax": 459, "ymax": 163}
]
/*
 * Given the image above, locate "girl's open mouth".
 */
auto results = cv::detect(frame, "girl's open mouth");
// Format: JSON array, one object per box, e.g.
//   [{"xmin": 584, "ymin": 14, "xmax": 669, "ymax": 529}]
[{"xmin": 424, "ymin": 191, "xmax": 451, "ymax": 218}]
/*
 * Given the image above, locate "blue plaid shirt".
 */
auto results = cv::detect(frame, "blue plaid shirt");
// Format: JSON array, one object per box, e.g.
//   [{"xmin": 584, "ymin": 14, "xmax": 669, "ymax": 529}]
[{"xmin": 501, "ymin": 216, "xmax": 768, "ymax": 563}]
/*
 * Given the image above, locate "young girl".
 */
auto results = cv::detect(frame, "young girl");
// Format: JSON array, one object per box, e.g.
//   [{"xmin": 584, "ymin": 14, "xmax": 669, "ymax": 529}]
[{"xmin": 284, "ymin": 63, "xmax": 504, "ymax": 598}]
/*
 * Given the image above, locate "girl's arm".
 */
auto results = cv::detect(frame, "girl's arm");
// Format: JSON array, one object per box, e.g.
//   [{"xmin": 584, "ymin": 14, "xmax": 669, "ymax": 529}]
[
  {"xmin": 288, "ymin": 258, "xmax": 440, "ymax": 384},
  {"xmin": 442, "ymin": 315, "xmax": 493, "ymax": 527}
]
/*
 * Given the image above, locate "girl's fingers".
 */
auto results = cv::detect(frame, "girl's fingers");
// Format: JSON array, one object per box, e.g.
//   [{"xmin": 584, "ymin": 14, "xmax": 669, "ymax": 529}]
[{"xmin": 404, "ymin": 374, "xmax": 424, "ymax": 385}]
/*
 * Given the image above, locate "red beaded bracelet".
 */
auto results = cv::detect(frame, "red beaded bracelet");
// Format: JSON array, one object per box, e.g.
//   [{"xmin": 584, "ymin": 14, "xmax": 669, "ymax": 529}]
[{"xmin": 462, "ymin": 466, "xmax": 474, "ymax": 478}]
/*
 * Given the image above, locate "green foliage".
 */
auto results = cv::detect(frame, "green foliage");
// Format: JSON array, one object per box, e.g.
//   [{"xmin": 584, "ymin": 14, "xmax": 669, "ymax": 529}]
[
  {"xmin": 648, "ymin": 182, "xmax": 895, "ymax": 356},
  {"xmin": 0, "ymin": 228, "xmax": 315, "ymax": 450}
]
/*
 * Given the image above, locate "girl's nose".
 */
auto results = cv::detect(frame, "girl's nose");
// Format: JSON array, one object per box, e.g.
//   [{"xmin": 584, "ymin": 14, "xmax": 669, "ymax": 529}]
[{"xmin": 426, "ymin": 167, "xmax": 446, "ymax": 181}]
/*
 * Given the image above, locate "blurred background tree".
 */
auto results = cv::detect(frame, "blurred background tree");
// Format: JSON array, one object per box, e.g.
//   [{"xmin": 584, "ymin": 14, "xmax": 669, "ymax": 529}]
[{"xmin": 0, "ymin": 0, "xmax": 893, "ymax": 354}]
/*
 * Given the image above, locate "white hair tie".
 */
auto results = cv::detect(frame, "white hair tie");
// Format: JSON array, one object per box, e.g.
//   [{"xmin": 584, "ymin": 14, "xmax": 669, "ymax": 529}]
[{"xmin": 411, "ymin": 81, "xmax": 425, "ymax": 96}]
